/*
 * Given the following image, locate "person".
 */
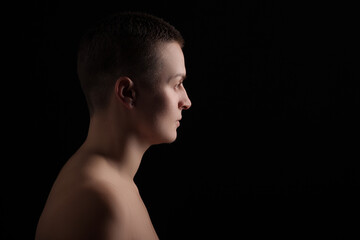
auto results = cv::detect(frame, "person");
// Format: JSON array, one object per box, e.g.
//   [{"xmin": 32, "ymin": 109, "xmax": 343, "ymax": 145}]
[{"xmin": 35, "ymin": 12, "xmax": 191, "ymax": 240}]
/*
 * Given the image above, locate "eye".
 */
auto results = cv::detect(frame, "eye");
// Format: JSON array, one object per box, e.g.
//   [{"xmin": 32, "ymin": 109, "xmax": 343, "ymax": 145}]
[{"xmin": 175, "ymin": 81, "xmax": 184, "ymax": 89}]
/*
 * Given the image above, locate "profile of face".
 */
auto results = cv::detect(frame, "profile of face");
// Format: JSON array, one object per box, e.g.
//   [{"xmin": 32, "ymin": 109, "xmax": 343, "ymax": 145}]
[{"xmin": 133, "ymin": 42, "xmax": 192, "ymax": 145}]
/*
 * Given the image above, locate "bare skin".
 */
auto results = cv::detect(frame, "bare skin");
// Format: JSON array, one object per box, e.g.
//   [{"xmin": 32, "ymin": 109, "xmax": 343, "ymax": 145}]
[{"xmin": 35, "ymin": 42, "xmax": 191, "ymax": 240}]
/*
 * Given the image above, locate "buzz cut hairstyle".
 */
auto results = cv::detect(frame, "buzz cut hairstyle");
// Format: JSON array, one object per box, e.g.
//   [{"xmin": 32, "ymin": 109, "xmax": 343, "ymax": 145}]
[{"xmin": 77, "ymin": 12, "xmax": 184, "ymax": 115}]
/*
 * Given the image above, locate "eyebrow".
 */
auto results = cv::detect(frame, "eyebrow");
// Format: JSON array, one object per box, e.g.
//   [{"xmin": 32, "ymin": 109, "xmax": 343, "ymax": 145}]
[{"xmin": 167, "ymin": 73, "xmax": 187, "ymax": 82}]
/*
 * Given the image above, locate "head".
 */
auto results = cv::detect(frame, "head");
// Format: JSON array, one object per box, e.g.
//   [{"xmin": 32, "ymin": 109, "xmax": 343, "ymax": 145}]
[{"xmin": 77, "ymin": 12, "xmax": 191, "ymax": 144}]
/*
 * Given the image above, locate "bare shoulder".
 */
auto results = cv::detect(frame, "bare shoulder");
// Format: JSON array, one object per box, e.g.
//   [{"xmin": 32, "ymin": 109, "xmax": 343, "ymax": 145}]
[
  {"xmin": 36, "ymin": 156, "xmax": 131, "ymax": 240},
  {"xmin": 36, "ymin": 151, "xmax": 159, "ymax": 240}
]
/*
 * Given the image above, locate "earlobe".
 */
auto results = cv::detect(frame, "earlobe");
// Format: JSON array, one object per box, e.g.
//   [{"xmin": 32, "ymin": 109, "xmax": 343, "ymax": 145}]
[{"xmin": 114, "ymin": 77, "xmax": 136, "ymax": 109}]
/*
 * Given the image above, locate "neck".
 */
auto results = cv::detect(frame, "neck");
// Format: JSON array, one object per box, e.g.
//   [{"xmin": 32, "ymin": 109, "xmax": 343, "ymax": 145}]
[{"xmin": 82, "ymin": 112, "xmax": 150, "ymax": 180}]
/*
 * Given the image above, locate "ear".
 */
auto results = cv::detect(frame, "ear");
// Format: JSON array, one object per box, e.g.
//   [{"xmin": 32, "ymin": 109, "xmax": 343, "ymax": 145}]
[{"xmin": 114, "ymin": 77, "xmax": 136, "ymax": 109}]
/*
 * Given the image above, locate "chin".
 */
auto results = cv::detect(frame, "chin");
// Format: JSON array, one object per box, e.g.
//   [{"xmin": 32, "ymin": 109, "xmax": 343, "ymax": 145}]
[
  {"xmin": 167, "ymin": 134, "xmax": 178, "ymax": 143},
  {"xmin": 154, "ymin": 131, "xmax": 178, "ymax": 145}
]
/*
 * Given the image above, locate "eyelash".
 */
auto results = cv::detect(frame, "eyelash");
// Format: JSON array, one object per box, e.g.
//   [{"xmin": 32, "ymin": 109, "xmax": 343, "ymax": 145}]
[{"xmin": 175, "ymin": 81, "xmax": 184, "ymax": 89}]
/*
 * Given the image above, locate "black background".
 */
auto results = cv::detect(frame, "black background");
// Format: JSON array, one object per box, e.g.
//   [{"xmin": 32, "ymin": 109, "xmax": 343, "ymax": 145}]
[{"xmin": 4, "ymin": 0, "xmax": 359, "ymax": 239}]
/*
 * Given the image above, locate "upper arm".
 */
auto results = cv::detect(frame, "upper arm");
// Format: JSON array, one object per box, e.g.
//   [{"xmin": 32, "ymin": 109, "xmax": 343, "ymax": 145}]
[
  {"xmin": 37, "ymin": 185, "xmax": 128, "ymax": 240},
  {"xmin": 64, "ymin": 187, "xmax": 121, "ymax": 240}
]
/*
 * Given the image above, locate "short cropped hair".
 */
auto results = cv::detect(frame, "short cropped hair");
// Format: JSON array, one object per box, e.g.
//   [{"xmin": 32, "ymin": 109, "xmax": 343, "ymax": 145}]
[{"xmin": 77, "ymin": 12, "xmax": 184, "ymax": 115}]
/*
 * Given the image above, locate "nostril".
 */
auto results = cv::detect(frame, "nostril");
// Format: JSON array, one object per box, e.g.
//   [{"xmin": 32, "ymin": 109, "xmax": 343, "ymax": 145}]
[{"xmin": 182, "ymin": 101, "xmax": 191, "ymax": 110}]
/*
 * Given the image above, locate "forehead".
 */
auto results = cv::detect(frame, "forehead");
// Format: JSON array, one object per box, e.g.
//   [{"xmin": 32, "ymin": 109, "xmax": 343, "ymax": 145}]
[{"xmin": 156, "ymin": 42, "xmax": 186, "ymax": 78}]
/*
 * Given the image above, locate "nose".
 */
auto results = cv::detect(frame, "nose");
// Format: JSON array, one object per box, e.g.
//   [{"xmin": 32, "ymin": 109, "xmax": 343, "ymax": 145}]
[{"xmin": 179, "ymin": 89, "xmax": 192, "ymax": 110}]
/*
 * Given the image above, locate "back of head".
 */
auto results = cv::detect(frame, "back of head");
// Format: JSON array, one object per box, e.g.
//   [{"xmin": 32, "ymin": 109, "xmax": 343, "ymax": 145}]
[{"xmin": 77, "ymin": 12, "xmax": 184, "ymax": 115}]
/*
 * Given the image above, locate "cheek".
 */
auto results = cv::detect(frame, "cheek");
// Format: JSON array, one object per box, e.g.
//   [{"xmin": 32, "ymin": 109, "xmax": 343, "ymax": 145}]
[
  {"xmin": 135, "ymin": 87, "xmax": 180, "ymax": 143},
  {"xmin": 148, "ymin": 91, "xmax": 179, "ymax": 135},
  {"xmin": 136, "ymin": 87, "xmax": 181, "ymax": 132},
  {"xmin": 137, "ymin": 89, "xmax": 175, "ymax": 125},
  {"xmin": 153, "ymin": 91, "xmax": 178, "ymax": 122}
]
